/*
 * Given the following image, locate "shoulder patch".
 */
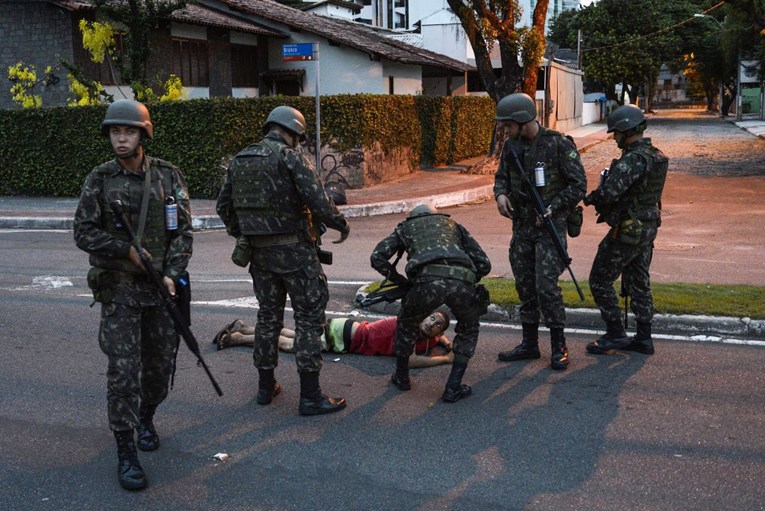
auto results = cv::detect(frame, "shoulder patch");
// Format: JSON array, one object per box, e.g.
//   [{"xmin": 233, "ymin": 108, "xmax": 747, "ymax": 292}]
[{"xmin": 567, "ymin": 149, "xmax": 579, "ymax": 160}]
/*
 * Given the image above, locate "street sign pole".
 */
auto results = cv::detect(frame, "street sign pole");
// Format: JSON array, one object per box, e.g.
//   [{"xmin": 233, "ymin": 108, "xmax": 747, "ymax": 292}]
[
  {"xmin": 314, "ymin": 43, "xmax": 321, "ymax": 173},
  {"xmin": 282, "ymin": 42, "xmax": 321, "ymax": 170}
]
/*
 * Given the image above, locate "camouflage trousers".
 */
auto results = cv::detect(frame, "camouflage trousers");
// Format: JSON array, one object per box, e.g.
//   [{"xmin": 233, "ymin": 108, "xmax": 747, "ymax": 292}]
[
  {"xmin": 589, "ymin": 226, "xmax": 658, "ymax": 324},
  {"xmin": 509, "ymin": 220, "xmax": 567, "ymax": 328},
  {"xmin": 249, "ymin": 259, "xmax": 328, "ymax": 373},
  {"xmin": 395, "ymin": 276, "xmax": 483, "ymax": 359},
  {"xmin": 98, "ymin": 300, "xmax": 178, "ymax": 432}
]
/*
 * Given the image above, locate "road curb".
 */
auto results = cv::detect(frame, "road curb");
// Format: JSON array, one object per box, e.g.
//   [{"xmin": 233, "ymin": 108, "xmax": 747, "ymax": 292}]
[{"xmin": 353, "ymin": 287, "xmax": 765, "ymax": 340}]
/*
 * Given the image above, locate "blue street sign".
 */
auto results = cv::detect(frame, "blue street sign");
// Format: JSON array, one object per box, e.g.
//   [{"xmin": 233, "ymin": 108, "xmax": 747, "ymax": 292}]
[{"xmin": 282, "ymin": 43, "xmax": 314, "ymax": 62}]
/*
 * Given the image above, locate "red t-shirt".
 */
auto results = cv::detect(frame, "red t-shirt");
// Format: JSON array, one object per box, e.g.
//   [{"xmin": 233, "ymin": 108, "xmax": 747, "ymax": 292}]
[{"xmin": 349, "ymin": 317, "xmax": 438, "ymax": 356}]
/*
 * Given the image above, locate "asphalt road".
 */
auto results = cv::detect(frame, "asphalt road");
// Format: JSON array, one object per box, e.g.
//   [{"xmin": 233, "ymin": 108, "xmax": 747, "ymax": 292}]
[{"xmin": 1, "ymin": 229, "xmax": 764, "ymax": 511}]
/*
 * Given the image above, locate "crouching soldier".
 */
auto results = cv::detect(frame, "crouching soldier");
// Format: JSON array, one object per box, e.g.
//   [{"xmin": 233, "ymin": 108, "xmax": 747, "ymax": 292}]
[{"xmin": 370, "ymin": 204, "xmax": 491, "ymax": 402}]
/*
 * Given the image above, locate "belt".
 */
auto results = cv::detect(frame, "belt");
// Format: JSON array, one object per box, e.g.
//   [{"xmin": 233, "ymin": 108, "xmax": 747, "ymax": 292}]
[
  {"xmin": 112, "ymin": 271, "xmax": 153, "ymax": 284},
  {"xmin": 247, "ymin": 233, "xmax": 302, "ymax": 248},
  {"xmin": 417, "ymin": 264, "xmax": 476, "ymax": 284}
]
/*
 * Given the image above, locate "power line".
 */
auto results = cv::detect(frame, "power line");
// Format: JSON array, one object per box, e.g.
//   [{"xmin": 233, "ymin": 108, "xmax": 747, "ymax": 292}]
[{"xmin": 581, "ymin": 0, "xmax": 726, "ymax": 53}]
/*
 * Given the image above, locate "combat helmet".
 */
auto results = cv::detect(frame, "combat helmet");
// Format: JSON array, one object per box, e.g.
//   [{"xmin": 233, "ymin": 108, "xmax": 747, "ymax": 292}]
[
  {"xmin": 495, "ymin": 93, "xmax": 537, "ymax": 124},
  {"xmin": 263, "ymin": 106, "xmax": 307, "ymax": 140},
  {"xmin": 607, "ymin": 104, "xmax": 646, "ymax": 134},
  {"xmin": 101, "ymin": 99, "xmax": 153, "ymax": 139},
  {"xmin": 409, "ymin": 204, "xmax": 437, "ymax": 218}
]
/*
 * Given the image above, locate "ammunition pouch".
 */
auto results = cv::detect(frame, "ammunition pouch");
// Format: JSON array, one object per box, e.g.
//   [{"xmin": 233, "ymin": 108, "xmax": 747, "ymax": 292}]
[
  {"xmin": 617, "ymin": 217, "xmax": 643, "ymax": 245},
  {"xmin": 86, "ymin": 267, "xmax": 116, "ymax": 304},
  {"xmin": 567, "ymin": 205, "xmax": 583, "ymax": 238},
  {"xmin": 317, "ymin": 248, "xmax": 333, "ymax": 265},
  {"xmin": 416, "ymin": 264, "xmax": 476, "ymax": 284},
  {"xmin": 231, "ymin": 236, "xmax": 252, "ymax": 267}
]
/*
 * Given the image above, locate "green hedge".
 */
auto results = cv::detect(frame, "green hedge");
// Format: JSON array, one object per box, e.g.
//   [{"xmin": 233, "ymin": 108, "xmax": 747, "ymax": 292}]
[{"xmin": 0, "ymin": 95, "xmax": 494, "ymax": 199}]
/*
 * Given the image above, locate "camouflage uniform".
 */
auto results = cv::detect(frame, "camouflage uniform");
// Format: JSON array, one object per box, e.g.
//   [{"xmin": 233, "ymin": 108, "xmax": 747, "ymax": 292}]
[
  {"xmin": 370, "ymin": 213, "xmax": 491, "ymax": 361},
  {"xmin": 586, "ymin": 138, "xmax": 669, "ymax": 326},
  {"xmin": 74, "ymin": 156, "xmax": 193, "ymax": 432},
  {"xmin": 216, "ymin": 132, "xmax": 348, "ymax": 374},
  {"xmin": 494, "ymin": 127, "xmax": 587, "ymax": 328}
]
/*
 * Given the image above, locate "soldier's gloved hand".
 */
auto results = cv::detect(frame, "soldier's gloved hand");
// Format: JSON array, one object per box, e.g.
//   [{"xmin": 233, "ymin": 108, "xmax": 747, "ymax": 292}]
[
  {"xmin": 496, "ymin": 194, "xmax": 514, "ymax": 219},
  {"xmin": 333, "ymin": 223, "xmax": 350, "ymax": 244}
]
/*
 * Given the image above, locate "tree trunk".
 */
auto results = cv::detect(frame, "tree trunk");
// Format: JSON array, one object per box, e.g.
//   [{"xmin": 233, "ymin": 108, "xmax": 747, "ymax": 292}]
[{"xmin": 521, "ymin": 1, "xmax": 549, "ymax": 97}]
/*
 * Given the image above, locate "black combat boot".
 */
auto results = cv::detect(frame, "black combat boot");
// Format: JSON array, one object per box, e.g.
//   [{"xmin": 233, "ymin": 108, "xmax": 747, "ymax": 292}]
[
  {"xmin": 136, "ymin": 402, "xmax": 159, "ymax": 452},
  {"xmin": 550, "ymin": 327, "xmax": 569, "ymax": 370},
  {"xmin": 442, "ymin": 355, "xmax": 472, "ymax": 403},
  {"xmin": 298, "ymin": 372, "xmax": 347, "ymax": 416},
  {"xmin": 114, "ymin": 430, "xmax": 147, "ymax": 491},
  {"xmin": 498, "ymin": 323, "xmax": 541, "ymax": 362},
  {"xmin": 623, "ymin": 322, "xmax": 655, "ymax": 354},
  {"xmin": 256, "ymin": 368, "xmax": 282, "ymax": 405},
  {"xmin": 390, "ymin": 355, "xmax": 412, "ymax": 391},
  {"xmin": 586, "ymin": 320, "xmax": 629, "ymax": 354}
]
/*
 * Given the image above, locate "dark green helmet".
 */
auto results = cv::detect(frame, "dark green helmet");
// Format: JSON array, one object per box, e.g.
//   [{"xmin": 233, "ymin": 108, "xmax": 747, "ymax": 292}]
[
  {"xmin": 409, "ymin": 204, "xmax": 437, "ymax": 218},
  {"xmin": 263, "ymin": 106, "xmax": 307, "ymax": 139},
  {"xmin": 496, "ymin": 93, "xmax": 536, "ymax": 124},
  {"xmin": 607, "ymin": 105, "xmax": 646, "ymax": 133},
  {"xmin": 101, "ymin": 99, "xmax": 153, "ymax": 139}
]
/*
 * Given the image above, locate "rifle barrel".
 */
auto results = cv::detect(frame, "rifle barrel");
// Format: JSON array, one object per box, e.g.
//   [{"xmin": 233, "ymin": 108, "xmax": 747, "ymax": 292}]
[{"xmin": 509, "ymin": 149, "xmax": 585, "ymax": 301}]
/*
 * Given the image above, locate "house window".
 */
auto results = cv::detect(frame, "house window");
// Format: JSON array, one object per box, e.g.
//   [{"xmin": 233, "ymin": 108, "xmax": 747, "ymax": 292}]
[
  {"xmin": 388, "ymin": 76, "xmax": 394, "ymax": 94},
  {"xmin": 275, "ymin": 80, "xmax": 300, "ymax": 96},
  {"xmin": 231, "ymin": 44, "xmax": 258, "ymax": 87},
  {"xmin": 172, "ymin": 37, "xmax": 209, "ymax": 86}
]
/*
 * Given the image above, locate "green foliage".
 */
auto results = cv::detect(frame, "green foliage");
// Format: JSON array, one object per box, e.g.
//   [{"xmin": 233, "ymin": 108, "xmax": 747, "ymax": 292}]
[
  {"xmin": 362, "ymin": 278, "xmax": 765, "ymax": 319},
  {"xmin": 481, "ymin": 278, "xmax": 765, "ymax": 319},
  {"xmin": 0, "ymin": 95, "xmax": 494, "ymax": 199}
]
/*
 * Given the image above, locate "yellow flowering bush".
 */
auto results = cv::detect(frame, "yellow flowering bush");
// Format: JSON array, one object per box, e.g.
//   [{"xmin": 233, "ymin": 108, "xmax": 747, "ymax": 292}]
[
  {"xmin": 8, "ymin": 62, "xmax": 42, "ymax": 108},
  {"xmin": 159, "ymin": 74, "xmax": 187, "ymax": 102},
  {"xmin": 79, "ymin": 20, "xmax": 115, "ymax": 64}
]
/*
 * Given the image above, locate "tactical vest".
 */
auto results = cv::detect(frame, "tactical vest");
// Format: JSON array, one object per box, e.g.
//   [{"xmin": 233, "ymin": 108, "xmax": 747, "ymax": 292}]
[
  {"xmin": 90, "ymin": 158, "xmax": 174, "ymax": 273},
  {"xmin": 230, "ymin": 139, "xmax": 307, "ymax": 235},
  {"xmin": 507, "ymin": 129, "xmax": 569, "ymax": 219},
  {"xmin": 619, "ymin": 141, "xmax": 668, "ymax": 221},
  {"xmin": 396, "ymin": 214, "xmax": 473, "ymax": 276}
]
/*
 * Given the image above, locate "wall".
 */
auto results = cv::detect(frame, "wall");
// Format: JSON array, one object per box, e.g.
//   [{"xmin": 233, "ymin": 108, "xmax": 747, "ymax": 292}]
[
  {"xmin": 546, "ymin": 62, "xmax": 583, "ymax": 132},
  {"xmin": 265, "ymin": 34, "xmax": 385, "ymax": 95},
  {"xmin": 0, "ymin": 2, "xmax": 75, "ymax": 109},
  {"xmin": 582, "ymin": 101, "xmax": 604, "ymax": 125},
  {"xmin": 382, "ymin": 60, "xmax": 422, "ymax": 95}
]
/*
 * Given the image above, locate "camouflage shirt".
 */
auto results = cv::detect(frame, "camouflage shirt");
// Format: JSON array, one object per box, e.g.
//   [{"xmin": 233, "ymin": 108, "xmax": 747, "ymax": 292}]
[
  {"xmin": 586, "ymin": 138, "xmax": 664, "ymax": 214},
  {"xmin": 216, "ymin": 133, "xmax": 348, "ymax": 239},
  {"xmin": 371, "ymin": 215, "xmax": 491, "ymax": 281},
  {"xmin": 73, "ymin": 155, "xmax": 193, "ymax": 281},
  {"xmin": 494, "ymin": 126, "xmax": 587, "ymax": 227}
]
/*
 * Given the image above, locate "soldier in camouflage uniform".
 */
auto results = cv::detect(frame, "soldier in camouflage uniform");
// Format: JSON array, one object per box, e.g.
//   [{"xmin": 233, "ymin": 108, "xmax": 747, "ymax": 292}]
[
  {"xmin": 370, "ymin": 204, "xmax": 491, "ymax": 403},
  {"xmin": 493, "ymin": 93, "xmax": 587, "ymax": 370},
  {"xmin": 216, "ymin": 105, "xmax": 350, "ymax": 416},
  {"xmin": 584, "ymin": 105, "xmax": 668, "ymax": 356},
  {"xmin": 73, "ymin": 100, "xmax": 193, "ymax": 491}
]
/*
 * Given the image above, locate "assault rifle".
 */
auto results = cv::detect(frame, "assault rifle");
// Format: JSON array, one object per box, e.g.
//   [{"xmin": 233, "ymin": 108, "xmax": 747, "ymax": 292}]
[
  {"xmin": 357, "ymin": 278, "xmax": 412, "ymax": 307},
  {"xmin": 509, "ymin": 148, "xmax": 586, "ymax": 301},
  {"xmin": 109, "ymin": 200, "xmax": 223, "ymax": 397}
]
